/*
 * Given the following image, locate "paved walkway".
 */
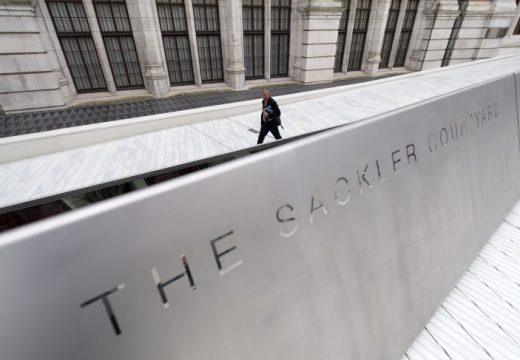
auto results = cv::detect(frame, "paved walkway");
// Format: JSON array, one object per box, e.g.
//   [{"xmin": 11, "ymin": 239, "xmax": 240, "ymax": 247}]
[
  {"xmin": 1, "ymin": 56, "xmax": 520, "ymax": 212},
  {"xmin": 0, "ymin": 73, "xmax": 402, "ymax": 138}
]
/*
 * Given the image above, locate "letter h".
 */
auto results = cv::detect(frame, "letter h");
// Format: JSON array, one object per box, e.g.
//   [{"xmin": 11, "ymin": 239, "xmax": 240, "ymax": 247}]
[{"xmin": 152, "ymin": 255, "xmax": 196, "ymax": 308}]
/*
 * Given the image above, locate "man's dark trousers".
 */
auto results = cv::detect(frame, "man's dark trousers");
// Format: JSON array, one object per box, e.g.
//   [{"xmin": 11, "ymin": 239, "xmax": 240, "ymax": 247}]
[{"xmin": 257, "ymin": 120, "xmax": 282, "ymax": 144}]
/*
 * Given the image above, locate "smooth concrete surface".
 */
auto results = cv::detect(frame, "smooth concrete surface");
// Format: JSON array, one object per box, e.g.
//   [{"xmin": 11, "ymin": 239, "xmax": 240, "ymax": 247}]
[{"xmin": 0, "ymin": 68, "xmax": 519, "ymax": 359}]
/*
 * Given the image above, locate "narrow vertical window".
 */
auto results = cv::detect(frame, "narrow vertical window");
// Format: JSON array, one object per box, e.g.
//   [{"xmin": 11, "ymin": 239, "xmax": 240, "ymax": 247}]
[
  {"xmin": 157, "ymin": 0, "xmax": 194, "ymax": 85},
  {"xmin": 394, "ymin": 0, "xmax": 418, "ymax": 67},
  {"xmin": 243, "ymin": 0, "xmax": 264, "ymax": 79},
  {"xmin": 93, "ymin": 0, "xmax": 144, "ymax": 89},
  {"xmin": 270, "ymin": 0, "xmax": 290, "ymax": 77},
  {"xmin": 334, "ymin": 0, "xmax": 350, "ymax": 72},
  {"xmin": 515, "ymin": 0, "xmax": 520, "ymax": 35},
  {"xmin": 441, "ymin": 0, "xmax": 468, "ymax": 67},
  {"xmin": 348, "ymin": 0, "xmax": 371, "ymax": 71},
  {"xmin": 193, "ymin": 0, "xmax": 223, "ymax": 82},
  {"xmin": 46, "ymin": 0, "xmax": 107, "ymax": 92},
  {"xmin": 379, "ymin": 0, "xmax": 401, "ymax": 68}
]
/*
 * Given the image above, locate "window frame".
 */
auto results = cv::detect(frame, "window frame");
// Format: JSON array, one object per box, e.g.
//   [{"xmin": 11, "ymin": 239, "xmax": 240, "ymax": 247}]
[
  {"xmin": 93, "ymin": 0, "xmax": 145, "ymax": 90},
  {"xmin": 334, "ymin": 0, "xmax": 350, "ymax": 72},
  {"xmin": 46, "ymin": 0, "xmax": 108, "ymax": 93},
  {"xmin": 193, "ymin": 0, "xmax": 224, "ymax": 83},
  {"xmin": 156, "ymin": 0, "xmax": 195, "ymax": 85},
  {"xmin": 270, "ymin": 0, "xmax": 291, "ymax": 78},
  {"xmin": 243, "ymin": 0, "xmax": 265, "ymax": 80},
  {"xmin": 379, "ymin": 0, "xmax": 401, "ymax": 69},
  {"xmin": 348, "ymin": 0, "xmax": 371, "ymax": 71}
]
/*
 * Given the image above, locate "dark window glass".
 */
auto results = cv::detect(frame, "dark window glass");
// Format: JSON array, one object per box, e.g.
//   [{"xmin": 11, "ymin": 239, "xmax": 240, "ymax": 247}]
[
  {"xmin": 243, "ymin": 0, "xmax": 264, "ymax": 79},
  {"xmin": 348, "ymin": 0, "xmax": 371, "ymax": 71},
  {"xmin": 379, "ymin": 0, "xmax": 401, "ymax": 68},
  {"xmin": 93, "ymin": 0, "xmax": 144, "ymax": 89},
  {"xmin": 513, "ymin": 0, "xmax": 520, "ymax": 36},
  {"xmin": 270, "ymin": 0, "xmax": 290, "ymax": 77},
  {"xmin": 157, "ymin": 0, "xmax": 194, "ymax": 85},
  {"xmin": 334, "ymin": 0, "xmax": 350, "ymax": 72},
  {"xmin": 441, "ymin": 0, "xmax": 467, "ymax": 67},
  {"xmin": 193, "ymin": 0, "xmax": 223, "ymax": 82},
  {"xmin": 46, "ymin": 0, "xmax": 107, "ymax": 92},
  {"xmin": 0, "ymin": 200, "xmax": 72, "ymax": 233},
  {"xmin": 394, "ymin": 0, "xmax": 418, "ymax": 67}
]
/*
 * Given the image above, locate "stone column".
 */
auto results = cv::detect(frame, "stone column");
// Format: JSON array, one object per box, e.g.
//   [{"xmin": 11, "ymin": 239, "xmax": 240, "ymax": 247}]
[
  {"xmin": 83, "ymin": 0, "xmax": 117, "ymax": 93},
  {"xmin": 37, "ymin": 0, "xmax": 75, "ymax": 102},
  {"xmin": 506, "ymin": 0, "xmax": 520, "ymax": 37},
  {"xmin": 264, "ymin": 0, "xmax": 271, "ymax": 80},
  {"xmin": 340, "ymin": 0, "xmax": 358, "ymax": 72},
  {"xmin": 499, "ymin": 0, "xmax": 520, "ymax": 55},
  {"xmin": 387, "ymin": 0, "xmax": 408, "ymax": 69},
  {"xmin": 362, "ymin": 0, "xmax": 391, "ymax": 75},
  {"xmin": 409, "ymin": 0, "xmax": 459, "ymax": 70},
  {"xmin": 298, "ymin": 0, "xmax": 343, "ymax": 83},
  {"xmin": 219, "ymin": 0, "xmax": 245, "ymax": 89},
  {"xmin": 185, "ymin": 0, "xmax": 202, "ymax": 85},
  {"xmin": 126, "ymin": 0, "xmax": 170, "ymax": 96},
  {"xmin": 289, "ymin": 0, "xmax": 304, "ymax": 80},
  {"xmin": 465, "ymin": 0, "xmax": 517, "ymax": 62}
]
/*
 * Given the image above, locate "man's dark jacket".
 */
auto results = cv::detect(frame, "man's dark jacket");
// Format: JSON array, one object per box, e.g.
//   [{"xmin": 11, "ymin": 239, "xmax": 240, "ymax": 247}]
[{"xmin": 261, "ymin": 97, "xmax": 281, "ymax": 122}]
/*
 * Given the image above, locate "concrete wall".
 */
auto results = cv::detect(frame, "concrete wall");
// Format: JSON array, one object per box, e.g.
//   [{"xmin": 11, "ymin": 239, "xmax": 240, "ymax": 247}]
[{"xmin": 0, "ymin": 66, "xmax": 519, "ymax": 359}]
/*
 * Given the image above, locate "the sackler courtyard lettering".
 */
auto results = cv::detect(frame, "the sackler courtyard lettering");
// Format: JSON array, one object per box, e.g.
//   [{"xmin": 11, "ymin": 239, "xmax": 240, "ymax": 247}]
[
  {"xmin": 428, "ymin": 102, "xmax": 499, "ymax": 152},
  {"xmin": 79, "ymin": 100, "xmax": 500, "ymax": 337}
]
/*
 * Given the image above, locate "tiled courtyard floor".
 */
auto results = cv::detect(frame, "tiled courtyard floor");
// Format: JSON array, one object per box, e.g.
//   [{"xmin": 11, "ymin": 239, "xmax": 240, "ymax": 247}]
[{"xmin": 0, "ymin": 73, "xmax": 402, "ymax": 138}]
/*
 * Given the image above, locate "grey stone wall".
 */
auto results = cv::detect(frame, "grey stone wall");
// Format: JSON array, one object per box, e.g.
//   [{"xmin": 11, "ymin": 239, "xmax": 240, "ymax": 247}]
[
  {"xmin": 409, "ymin": 0, "xmax": 517, "ymax": 70},
  {"xmin": 297, "ymin": 0, "xmax": 343, "ymax": 83},
  {"xmin": 0, "ymin": 0, "xmax": 72, "ymax": 112}
]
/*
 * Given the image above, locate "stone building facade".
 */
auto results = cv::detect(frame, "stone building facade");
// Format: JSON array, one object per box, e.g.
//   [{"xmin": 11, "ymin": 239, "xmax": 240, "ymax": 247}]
[{"xmin": 0, "ymin": 0, "xmax": 518, "ymax": 113}]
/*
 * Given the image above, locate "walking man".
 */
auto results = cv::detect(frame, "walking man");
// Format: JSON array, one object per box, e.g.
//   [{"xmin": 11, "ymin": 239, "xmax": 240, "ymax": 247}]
[{"xmin": 257, "ymin": 88, "xmax": 282, "ymax": 144}]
